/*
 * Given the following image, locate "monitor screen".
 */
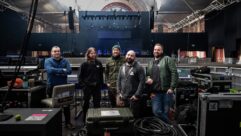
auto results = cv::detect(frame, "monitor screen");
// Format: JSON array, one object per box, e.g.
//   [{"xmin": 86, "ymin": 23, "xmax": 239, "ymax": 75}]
[{"xmin": 177, "ymin": 68, "xmax": 191, "ymax": 79}]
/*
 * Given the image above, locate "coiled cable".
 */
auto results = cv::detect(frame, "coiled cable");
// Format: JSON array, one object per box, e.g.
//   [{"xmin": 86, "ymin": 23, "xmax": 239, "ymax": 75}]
[{"xmin": 134, "ymin": 117, "xmax": 178, "ymax": 136}]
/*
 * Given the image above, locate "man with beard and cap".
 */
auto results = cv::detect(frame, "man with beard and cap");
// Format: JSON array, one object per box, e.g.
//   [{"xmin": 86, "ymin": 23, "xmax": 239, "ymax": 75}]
[
  {"xmin": 146, "ymin": 43, "xmax": 178, "ymax": 124},
  {"xmin": 105, "ymin": 45, "xmax": 125, "ymax": 107},
  {"xmin": 117, "ymin": 50, "xmax": 145, "ymax": 118}
]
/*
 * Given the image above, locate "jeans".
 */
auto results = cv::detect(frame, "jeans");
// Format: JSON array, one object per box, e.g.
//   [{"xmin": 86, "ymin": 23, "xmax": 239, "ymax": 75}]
[{"xmin": 151, "ymin": 92, "xmax": 173, "ymax": 123}]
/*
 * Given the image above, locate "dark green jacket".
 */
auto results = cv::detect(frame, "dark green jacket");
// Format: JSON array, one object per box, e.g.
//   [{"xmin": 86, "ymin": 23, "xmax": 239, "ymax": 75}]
[
  {"xmin": 146, "ymin": 56, "xmax": 178, "ymax": 91},
  {"xmin": 105, "ymin": 56, "xmax": 125, "ymax": 88}
]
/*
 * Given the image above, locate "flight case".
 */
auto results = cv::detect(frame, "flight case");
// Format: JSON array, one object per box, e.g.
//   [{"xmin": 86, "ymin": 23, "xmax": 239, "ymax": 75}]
[
  {"xmin": 86, "ymin": 108, "xmax": 134, "ymax": 135},
  {"xmin": 197, "ymin": 93, "xmax": 241, "ymax": 136}
]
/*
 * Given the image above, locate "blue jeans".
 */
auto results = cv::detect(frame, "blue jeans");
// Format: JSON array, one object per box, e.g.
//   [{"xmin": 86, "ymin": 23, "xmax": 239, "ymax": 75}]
[{"xmin": 151, "ymin": 92, "xmax": 173, "ymax": 123}]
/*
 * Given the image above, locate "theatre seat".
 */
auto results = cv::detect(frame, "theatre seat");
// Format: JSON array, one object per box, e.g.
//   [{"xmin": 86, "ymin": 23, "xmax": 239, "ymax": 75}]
[{"xmin": 41, "ymin": 84, "xmax": 75, "ymax": 108}]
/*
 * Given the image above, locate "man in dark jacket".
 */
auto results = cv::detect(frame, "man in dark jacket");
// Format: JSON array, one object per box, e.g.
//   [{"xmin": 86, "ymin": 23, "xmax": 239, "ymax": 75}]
[
  {"xmin": 105, "ymin": 45, "xmax": 125, "ymax": 107},
  {"xmin": 78, "ymin": 47, "xmax": 103, "ymax": 122},
  {"xmin": 146, "ymin": 43, "xmax": 178, "ymax": 123},
  {"xmin": 44, "ymin": 46, "xmax": 74, "ymax": 129},
  {"xmin": 117, "ymin": 50, "xmax": 145, "ymax": 118}
]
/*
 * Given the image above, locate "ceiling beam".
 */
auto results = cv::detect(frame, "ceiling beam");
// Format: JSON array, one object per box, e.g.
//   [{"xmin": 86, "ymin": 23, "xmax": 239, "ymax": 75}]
[
  {"xmin": 170, "ymin": 0, "xmax": 240, "ymax": 31},
  {"xmin": 156, "ymin": 11, "xmax": 190, "ymax": 14},
  {"xmin": 0, "ymin": 0, "xmax": 63, "ymax": 29}
]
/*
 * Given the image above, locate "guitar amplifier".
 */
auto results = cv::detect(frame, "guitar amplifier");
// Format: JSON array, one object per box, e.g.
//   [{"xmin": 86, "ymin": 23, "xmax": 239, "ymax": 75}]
[
  {"xmin": 86, "ymin": 108, "xmax": 134, "ymax": 135},
  {"xmin": 197, "ymin": 93, "xmax": 241, "ymax": 136}
]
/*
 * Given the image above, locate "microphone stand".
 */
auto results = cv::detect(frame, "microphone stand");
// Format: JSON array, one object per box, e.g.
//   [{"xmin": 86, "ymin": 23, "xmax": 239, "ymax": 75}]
[{"xmin": 0, "ymin": 0, "xmax": 39, "ymax": 121}]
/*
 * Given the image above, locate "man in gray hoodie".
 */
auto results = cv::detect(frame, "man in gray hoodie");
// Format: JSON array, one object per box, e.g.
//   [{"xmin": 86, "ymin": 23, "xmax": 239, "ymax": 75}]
[{"xmin": 117, "ymin": 50, "xmax": 145, "ymax": 118}]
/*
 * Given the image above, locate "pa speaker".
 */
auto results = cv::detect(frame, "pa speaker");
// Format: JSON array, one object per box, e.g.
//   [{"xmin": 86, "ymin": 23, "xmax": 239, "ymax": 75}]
[
  {"xmin": 68, "ymin": 10, "xmax": 74, "ymax": 30},
  {"xmin": 150, "ymin": 11, "xmax": 154, "ymax": 30}
]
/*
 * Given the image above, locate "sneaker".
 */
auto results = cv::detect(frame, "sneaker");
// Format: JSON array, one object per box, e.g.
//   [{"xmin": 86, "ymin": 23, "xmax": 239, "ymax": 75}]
[{"xmin": 65, "ymin": 123, "xmax": 75, "ymax": 129}]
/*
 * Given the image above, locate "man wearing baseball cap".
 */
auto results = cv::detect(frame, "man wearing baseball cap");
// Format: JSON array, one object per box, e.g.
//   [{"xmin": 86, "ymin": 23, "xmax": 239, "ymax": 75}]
[{"xmin": 105, "ymin": 44, "xmax": 125, "ymax": 107}]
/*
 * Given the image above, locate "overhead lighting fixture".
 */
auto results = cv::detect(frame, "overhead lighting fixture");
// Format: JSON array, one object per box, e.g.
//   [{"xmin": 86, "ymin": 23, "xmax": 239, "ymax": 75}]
[
  {"xmin": 156, "ymin": 0, "xmax": 162, "ymax": 10},
  {"xmin": 57, "ymin": 0, "xmax": 79, "ymax": 18}
]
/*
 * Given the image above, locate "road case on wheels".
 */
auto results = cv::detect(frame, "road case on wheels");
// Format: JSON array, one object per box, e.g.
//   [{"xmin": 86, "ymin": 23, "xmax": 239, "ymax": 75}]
[
  {"xmin": 86, "ymin": 108, "xmax": 134, "ymax": 135},
  {"xmin": 197, "ymin": 93, "xmax": 241, "ymax": 136}
]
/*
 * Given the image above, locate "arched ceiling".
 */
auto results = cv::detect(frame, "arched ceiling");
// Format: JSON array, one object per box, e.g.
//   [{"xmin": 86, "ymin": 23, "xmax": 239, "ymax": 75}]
[{"xmin": 1, "ymin": 0, "xmax": 214, "ymax": 26}]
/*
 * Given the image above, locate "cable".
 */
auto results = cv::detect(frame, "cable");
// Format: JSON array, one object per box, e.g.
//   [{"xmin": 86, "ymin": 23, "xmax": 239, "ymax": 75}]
[
  {"xmin": 78, "ymin": 127, "xmax": 87, "ymax": 136},
  {"xmin": 134, "ymin": 117, "xmax": 178, "ymax": 136},
  {"xmin": 73, "ymin": 126, "xmax": 87, "ymax": 136},
  {"xmin": 0, "ymin": 0, "xmax": 39, "ymax": 112}
]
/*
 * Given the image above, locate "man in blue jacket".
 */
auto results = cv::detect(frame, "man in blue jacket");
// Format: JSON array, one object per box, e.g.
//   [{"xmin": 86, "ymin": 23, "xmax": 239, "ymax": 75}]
[{"xmin": 44, "ymin": 46, "xmax": 74, "ymax": 129}]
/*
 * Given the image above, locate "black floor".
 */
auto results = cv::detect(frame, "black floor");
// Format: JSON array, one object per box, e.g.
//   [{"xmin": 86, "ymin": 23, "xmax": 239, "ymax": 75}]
[
  {"xmin": 62, "ymin": 105, "xmax": 85, "ymax": 136},
  {"xmin": 62, "ymin": 94, "xmax": 191, "ymax": 136}
]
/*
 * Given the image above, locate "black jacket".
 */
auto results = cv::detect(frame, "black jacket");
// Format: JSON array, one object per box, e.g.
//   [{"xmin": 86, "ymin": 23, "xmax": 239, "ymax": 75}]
[{"xmin": 78, "ymin": 59, "xmax": 103, "ymax": 88}]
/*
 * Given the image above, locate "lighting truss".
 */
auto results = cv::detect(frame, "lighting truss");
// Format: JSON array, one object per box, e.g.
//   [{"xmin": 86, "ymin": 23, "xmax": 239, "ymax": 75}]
[{"xmin": 170, "ymin": 0, "xmax": 240, "ymax": 32}]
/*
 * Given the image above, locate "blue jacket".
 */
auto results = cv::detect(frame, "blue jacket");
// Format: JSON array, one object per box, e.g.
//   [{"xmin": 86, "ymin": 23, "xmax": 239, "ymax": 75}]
[{"xmin": 44, "ymin": 57, "xmax": 72, "ymax": 86}]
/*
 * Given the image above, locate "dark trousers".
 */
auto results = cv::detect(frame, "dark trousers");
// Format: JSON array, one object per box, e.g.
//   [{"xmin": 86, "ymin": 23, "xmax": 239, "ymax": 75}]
[
  {"xmin": 107, "ymin": 87, "xmax": 117, "ymax": 107},
  {"xmin": 123, "ymin": 98, "xmax": 141, "ymax": 118},
  {"xmin": 82, "ymin": 85, "xmax": 101, "ymax": 122},
  {"xmin": 46, "ymin": 85, "xmax": 71, "ymax": 124}
]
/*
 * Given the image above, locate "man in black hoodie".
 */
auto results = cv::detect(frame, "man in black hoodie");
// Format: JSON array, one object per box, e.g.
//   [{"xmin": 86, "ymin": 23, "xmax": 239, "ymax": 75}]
[
  {"xmin": 117, "ymin": 50, "xmax": 145, "ymax": 118},
  {"xmin": 78, "ymin": 47, "xmax": 103, "ymax": 122}
]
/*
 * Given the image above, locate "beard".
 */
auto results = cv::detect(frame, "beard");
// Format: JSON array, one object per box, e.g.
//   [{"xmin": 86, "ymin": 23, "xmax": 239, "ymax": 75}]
[
  {"xmin": 112, "ymin": 54, "xmax": 120, "ymax": 59},
  {"xmin": 126, "ymin": 58, "xmax": 134, "ymax": 64},
  {"xmin": 154, "ymin": 52, "xmax": 162, "ymax": 58}
]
